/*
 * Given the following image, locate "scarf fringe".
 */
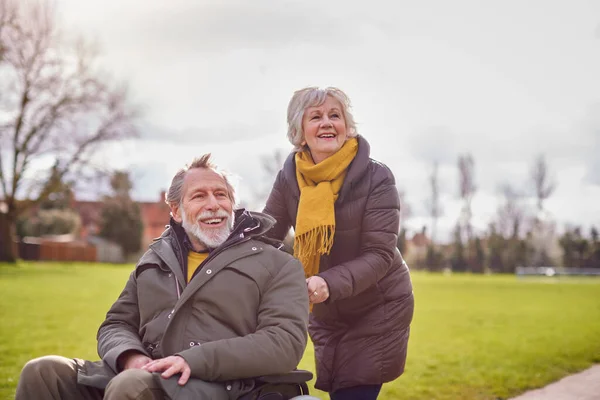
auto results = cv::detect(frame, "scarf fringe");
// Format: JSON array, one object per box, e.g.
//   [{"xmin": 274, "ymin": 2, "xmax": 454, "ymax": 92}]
[{"xmin": 294, "ymin": 225, "xmax": 335, "ymax": 277}]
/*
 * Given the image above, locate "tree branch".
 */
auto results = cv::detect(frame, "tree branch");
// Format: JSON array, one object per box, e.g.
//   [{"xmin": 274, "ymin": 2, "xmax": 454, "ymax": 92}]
[
  {"xmin": 0, "ymin": 145, "xmax": 8, "ymax": 199},
  {"xmin": 0, "ymin": 0, "xmax": 138, "ymax": 219}
]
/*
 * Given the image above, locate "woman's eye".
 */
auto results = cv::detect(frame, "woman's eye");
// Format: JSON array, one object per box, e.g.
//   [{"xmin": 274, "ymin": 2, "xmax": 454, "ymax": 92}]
[
  {"xmin": 310, "ymin": 115, "xmax": 320, "ymax": 120},
  {"xmin": 331, "ymin": 113, "xmax": 340, "ymax": 119}
]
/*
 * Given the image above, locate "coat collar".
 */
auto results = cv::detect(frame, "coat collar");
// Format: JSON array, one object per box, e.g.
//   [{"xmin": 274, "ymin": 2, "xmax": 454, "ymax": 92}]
[{"xmin": 148, "ymin": 209, "xmax": 276, "ymax": 275}]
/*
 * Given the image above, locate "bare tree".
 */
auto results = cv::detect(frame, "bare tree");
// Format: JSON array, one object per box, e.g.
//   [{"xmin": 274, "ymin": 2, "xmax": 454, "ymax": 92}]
[
  {"xmin": 426, "ymin": 161, "xmax": 442, "ymax": 244},
  {"xmin": 457, "ymin": 154, "xmax": 476, "ymax": 241},
  {"xmin": 0, "ymin": 0, "xmax": 137, "ymax": 262},
  {"xmin": 397, "ymin": 189, "xmax": 412, "ymax": 228},
  {"xmin": 496, "ymin": 183, "xmax": 525, "ymax": 238},
  {"xmin": 253, "ymin": 149, "xmax": 286, "ymax": 209},
  {"xmin": 530, "ymin": 154, "xmax": 558, "ymax": 266},
  {"xmin": 260, "ymin": 149, "xmax": 285, "ymax": 179},
  {"xmin": 0, "ymin": 0, "xmax": 17, "ymax": 62},
  {"xmin": 530, "ymin": 153, "xmax": 556, "ymax": 212}
]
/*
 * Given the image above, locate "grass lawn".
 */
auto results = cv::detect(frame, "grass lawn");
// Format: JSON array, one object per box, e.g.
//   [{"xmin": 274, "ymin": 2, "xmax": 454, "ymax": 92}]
[{"xmin": 1, "ymin": 262, "xmax": 599, "ymax": 400}]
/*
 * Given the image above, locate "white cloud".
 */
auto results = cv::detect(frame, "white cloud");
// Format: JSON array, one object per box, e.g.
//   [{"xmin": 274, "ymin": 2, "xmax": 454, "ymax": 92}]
[{"xmin": 48, "ymin": 0, "xmax": 600, "ymax": 241}]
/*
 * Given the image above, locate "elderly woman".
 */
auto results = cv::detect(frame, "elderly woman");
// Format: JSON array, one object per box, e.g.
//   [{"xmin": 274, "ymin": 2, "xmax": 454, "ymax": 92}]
[{"xmin": 263, "ymin": 87, "xmax": 414, "ymax": 400}]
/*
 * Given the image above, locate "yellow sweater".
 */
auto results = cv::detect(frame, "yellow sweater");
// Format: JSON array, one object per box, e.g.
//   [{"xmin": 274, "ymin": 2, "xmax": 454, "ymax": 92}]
[{"xmin": 187, "ymin": 251, "xmax": 209, "ymax": 283}]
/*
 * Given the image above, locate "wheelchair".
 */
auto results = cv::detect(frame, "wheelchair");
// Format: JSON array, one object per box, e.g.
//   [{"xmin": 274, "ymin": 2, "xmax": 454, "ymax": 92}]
[{"xmin": 239, "ymin": 369, "xmax": 318, "ymax": 400}]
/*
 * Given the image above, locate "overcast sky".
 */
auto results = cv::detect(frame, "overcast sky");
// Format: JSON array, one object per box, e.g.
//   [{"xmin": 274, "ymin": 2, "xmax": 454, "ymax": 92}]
[{"xmin": 55, "ymin": 0, "xmax": 600, "ymax": 240}]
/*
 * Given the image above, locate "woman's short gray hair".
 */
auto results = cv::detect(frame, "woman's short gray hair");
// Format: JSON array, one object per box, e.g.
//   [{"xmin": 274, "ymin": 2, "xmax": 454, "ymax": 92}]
[
  {"xmin": 165, "ymin": 153, "xmax": 236, "ymax": 208},
  {"xmin": 287, "ymin": 86, "xmax": 358, "ymax": 152}
]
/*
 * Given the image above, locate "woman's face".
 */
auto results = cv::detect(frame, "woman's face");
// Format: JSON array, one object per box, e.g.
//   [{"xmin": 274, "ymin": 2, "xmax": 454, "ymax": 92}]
[{"xmin": 301, "ymin": 96, "xmax": 348, "ymax": 164}]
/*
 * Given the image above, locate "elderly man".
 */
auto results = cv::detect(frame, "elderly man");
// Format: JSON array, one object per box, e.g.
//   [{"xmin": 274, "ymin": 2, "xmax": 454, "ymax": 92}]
[{"xmin": 16, "ymin": 154, "xmax": 309, "ymax": 400}]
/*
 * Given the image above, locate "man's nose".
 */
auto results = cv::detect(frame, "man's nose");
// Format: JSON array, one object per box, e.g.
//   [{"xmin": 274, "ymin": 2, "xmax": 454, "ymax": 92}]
[{"xmin": 205, "ymin": 194, "xmax": 219, "ymax": 210}]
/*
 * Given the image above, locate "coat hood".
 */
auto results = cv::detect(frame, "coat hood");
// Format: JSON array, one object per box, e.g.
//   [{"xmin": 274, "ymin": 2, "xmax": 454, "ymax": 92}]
[{"xmin": 142, "ymin": 209, "xmax": 278, "ymax": 278}]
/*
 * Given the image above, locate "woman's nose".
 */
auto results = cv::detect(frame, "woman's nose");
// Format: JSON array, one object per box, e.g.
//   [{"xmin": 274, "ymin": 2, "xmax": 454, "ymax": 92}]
[{"xmin": 320, "ymin": 117, "xmax": 332, "ymax": 127}]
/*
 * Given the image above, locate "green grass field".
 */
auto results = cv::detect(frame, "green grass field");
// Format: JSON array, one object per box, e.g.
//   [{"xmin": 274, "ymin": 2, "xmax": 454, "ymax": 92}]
[{"xmin": 1, "ymin": 262, "xmax": 599, "ymax": 400}]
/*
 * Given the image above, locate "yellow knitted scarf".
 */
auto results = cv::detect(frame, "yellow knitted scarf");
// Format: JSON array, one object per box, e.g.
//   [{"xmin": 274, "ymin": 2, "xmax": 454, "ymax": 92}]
[{"xmin": 294, "ymin": 138, "xmax": 358, "ymax": 278}]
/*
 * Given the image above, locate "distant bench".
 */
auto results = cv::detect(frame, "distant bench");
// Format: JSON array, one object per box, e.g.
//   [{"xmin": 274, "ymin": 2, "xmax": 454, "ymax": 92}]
[{"xmin": 516, "ymin": 266, "xmax": 600, "ymax": 277}]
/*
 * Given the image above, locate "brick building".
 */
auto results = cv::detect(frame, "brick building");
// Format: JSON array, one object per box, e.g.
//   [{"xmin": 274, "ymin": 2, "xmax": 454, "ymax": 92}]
[{"xmin": 73, "ymin": 191, "xmax": 171, "ymax": 250}]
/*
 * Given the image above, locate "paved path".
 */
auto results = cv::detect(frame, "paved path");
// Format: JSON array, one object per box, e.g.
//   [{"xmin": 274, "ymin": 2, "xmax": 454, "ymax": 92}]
[{"xmin": 509, "ymin": 365, "xmax": 600, "ymax": 400}]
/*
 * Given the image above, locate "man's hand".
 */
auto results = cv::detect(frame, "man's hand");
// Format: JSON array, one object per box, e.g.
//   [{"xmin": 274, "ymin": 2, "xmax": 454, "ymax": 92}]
[
  {"xmin": 118, "ymin": 351, "xmax": 152, "ymax": 371},
  {"xmin": 307, "ymin": 276, "xmax": 329, "ymax": 304},
  {"xmin": 142, "ymin": 356, "xmax": 191, "ymax": 386}
]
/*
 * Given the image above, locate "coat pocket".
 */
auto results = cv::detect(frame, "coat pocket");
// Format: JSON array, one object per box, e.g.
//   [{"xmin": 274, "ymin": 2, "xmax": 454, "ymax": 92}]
[
  {"xmin": 223, "ymin": 378, "xmax": 256, "ymax": 400},
  {"xmin": 158, "ymin": 376, "xmax": 232, "ymax": 400}
]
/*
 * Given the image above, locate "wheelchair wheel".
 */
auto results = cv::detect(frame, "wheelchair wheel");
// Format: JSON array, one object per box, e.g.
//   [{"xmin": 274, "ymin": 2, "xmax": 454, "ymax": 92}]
[
  {"xmin": 289, "ymin": 397, "xmax": 320, "ymax": 400},
  {"xmin": 244, "ymin": 382, "xmax": 309, "ymax": 400}
]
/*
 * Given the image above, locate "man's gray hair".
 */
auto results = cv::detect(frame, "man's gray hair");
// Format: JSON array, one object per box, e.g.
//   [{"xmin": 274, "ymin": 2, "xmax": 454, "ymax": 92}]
[
  {"xmin": 286, "ymin": 86, "xmax": 358, "ymax": 152},
  {"xmin": 165, "ymin": 154, "xmax": 236, "ymax": 207}
]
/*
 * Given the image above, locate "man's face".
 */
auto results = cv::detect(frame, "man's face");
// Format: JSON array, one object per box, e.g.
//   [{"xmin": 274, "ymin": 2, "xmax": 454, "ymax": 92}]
[{"xmin": 171, "ymin": 168, "xmax": 234, "ymax": 250}]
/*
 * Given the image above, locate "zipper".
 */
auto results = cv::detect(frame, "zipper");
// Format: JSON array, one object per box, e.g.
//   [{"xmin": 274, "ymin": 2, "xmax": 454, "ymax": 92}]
[
  {"xmin": 189, "ymin": 236, "xmax": 253, "ymax": 282},
  {"xmin": 175, "ymin": 275, "xmax": 181, "ymax": 299},
  {"xmin": 158, "ymin": 236, "xmax": 251, "ymax": 301},
  {"xmin": 160, "ymin": 221, "xmax": 263, "ymax": 353},
  {"xmin": 162, "ymin": 236, "xmax": 255, "ymax": 345}
]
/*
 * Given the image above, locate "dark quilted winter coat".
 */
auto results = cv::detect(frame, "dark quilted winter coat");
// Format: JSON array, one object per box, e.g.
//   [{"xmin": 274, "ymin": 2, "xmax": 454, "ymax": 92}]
[{"xmin": 263, "ymin": 135, "xmax": 414, "ymax": 392}]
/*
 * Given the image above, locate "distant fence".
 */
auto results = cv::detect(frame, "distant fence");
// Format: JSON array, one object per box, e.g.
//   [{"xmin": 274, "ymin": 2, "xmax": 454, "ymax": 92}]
[
  {"xmin": 19, "ymin": 237, "xmax": 97, "ymax": 262},
  {"xmin": 516, "ymin": 266, "xmax": 600, "ymax": 277}
]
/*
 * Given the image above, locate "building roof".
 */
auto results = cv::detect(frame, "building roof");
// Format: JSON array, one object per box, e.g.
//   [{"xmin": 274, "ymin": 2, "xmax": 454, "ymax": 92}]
[{"xmin": 71, "ymin": 191, "xmax": 170, "ymax": 245}]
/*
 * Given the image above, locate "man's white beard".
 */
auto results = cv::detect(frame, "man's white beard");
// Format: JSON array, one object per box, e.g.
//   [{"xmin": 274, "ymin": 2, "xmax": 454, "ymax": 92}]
[{"xmin": 181, "ymin": 208, "xmax": 234, "ymax": 249}]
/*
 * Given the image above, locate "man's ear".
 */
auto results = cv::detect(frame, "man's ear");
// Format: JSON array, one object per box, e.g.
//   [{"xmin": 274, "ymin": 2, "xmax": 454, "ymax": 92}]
[{"xmin": 170, "ymin": 202, "xmax": 183, "ymax": 224}]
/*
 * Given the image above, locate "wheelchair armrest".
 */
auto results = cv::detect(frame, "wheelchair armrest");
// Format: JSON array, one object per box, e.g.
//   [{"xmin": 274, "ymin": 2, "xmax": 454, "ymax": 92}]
[{"xmin": 255, "ymin": 369, "xmax": 313, "ymax": 384}]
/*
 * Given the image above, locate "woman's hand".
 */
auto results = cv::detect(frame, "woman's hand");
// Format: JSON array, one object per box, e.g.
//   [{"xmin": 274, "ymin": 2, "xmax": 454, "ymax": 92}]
[{"xmin": 307, "ymin": 276, "xmax": 330, "ymax": 304}]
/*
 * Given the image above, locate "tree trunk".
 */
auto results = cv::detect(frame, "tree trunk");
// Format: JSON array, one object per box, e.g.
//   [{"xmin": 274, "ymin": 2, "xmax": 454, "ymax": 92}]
[{"xmin": 0, "ymin": 211, "xmax": 18, "ymax": 262}]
